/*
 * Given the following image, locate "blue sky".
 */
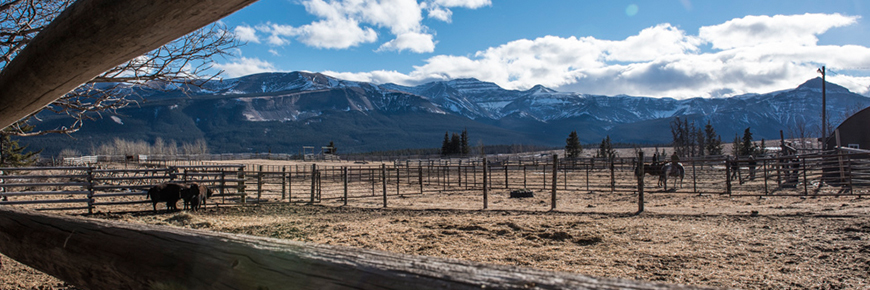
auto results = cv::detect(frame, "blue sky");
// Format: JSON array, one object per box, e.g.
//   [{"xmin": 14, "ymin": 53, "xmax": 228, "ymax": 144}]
[{"xmin": 216, "ymin": 0, "xmax": 870, "ymax": 99}]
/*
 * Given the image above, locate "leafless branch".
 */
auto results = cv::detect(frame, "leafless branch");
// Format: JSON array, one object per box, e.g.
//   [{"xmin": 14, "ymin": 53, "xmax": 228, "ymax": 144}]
[{"xmin": 1, "ymin": 0, "xmax": 238, "ymax": 137}]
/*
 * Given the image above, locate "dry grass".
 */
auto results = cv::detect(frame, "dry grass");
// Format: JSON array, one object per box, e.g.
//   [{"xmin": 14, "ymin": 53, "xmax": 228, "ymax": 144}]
[
  {"xmin": 2, "ymin": 158, "xmax": 869, "ymax": 289},
  {"xmin": 5, "ymin": 190, "xmax": 869, "ymax": 289}
]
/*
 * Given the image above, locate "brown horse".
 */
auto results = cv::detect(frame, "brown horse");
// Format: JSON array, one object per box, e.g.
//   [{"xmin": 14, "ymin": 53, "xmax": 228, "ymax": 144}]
[{"xmin": 635, "ymin": 162, "xmax": 665, "ymax": 186}]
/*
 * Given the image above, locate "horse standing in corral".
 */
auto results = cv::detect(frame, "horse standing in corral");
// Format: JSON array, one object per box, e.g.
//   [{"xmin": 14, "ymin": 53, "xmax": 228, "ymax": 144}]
[
  {"xmin": 660, "ymin": 162, "xmax": 685, "ymax": 191},
  {"xmin": 635, "ymin": 162, "xmax": 665, "ymax": 187}
]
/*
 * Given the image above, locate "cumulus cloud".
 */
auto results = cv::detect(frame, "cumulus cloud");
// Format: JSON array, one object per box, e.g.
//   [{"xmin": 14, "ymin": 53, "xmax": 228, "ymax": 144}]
[
  {"xmin": 243, "ymin": 0, "xmax": 490, "ymax": 53},
  {"xmin": 699, "ymin": 13, "xmax": 859, "ymax": 49},
  {"xmin": 234, "ymin": 25, "xmax": 260, "ymax": 43},
  {"xmin": 214, "ymin": 57, "xmax": 277, "ymax": 77},
  {"xmin": 329, "ymin": 13, "xmax": 870, "ymax": 99},
  {"xmin": 377, "ymin": 31, "xmax": 437, "ymax": 53}
]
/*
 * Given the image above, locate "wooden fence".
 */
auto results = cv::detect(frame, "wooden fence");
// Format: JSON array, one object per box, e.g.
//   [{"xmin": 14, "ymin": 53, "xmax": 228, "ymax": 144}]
[
  {"xmin": 3, "ymin": 152, "xmax": 869, "ymax": 213},
  {"xmin": 0, "ymin": 165, "xmax": 246, "ymax": 213}
]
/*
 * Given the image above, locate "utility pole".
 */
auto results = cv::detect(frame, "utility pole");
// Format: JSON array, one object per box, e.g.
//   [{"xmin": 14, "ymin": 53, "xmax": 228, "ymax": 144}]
[{"xmin": 818, "ymin": 66, "xmax": 827, "ymax": 149}]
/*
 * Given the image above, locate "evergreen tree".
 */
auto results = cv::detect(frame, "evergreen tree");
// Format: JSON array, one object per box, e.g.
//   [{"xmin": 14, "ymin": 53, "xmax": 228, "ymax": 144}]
[
  {"xmin": 565, "ymin": 131, "xmax": 582, "ymax": 158},
  {"xmin": 0, "ymin": 123, "xmax": 41, "ymax": 167},
  {"xmin": 740, "ymin": 127, "xmax": 757, "ymax": 156},
  {"xmin": 441, "ymin": 132, "xmax": 450, "ymax": 156},
  {"xmin": 695, "ymin": 126, "xmax": 705, "ymax": 157},
  {"xmin": 326, "ymin": 141, "xmax": 336, "ymax": 154},
  {"xmin": 704, "ymin": 121, "xmax": 723, "ymax": 155},
  {"xmin": 460, "ymin": 128, "xmax": 469, "ymax": 155},
  {"xmin": 597, "ymin": 135, "xmax": 615, "ymax": 158},
  {"xmin": 732, "ymin": 134, "xmax": 741, "ymax": 157},
  {"xmin": 450, "ymin": 133, "xmax": 461, "ymax": 155},
  {"xmin": 670, "ymin": 117, "xmax": 700, "ymax": 157}
]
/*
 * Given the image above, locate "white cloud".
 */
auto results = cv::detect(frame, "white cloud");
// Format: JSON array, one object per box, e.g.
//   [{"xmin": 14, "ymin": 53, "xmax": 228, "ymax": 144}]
[
  {"xmin": 428, "ymin": 0, "xmax": 491, "ymax": 9},
  {"xmin": 244, "ymin": 0, "xmax": 489, "ymax": 53},
  {"xmin": 234, "ymin": 25, "xmax": 260, "ymax": 43},
  {"xmin": 214, "ymin": 57, "xmax": 277, "ymax": 77},
  {"xmin": 699, "ymin": 13, "xmax": 859, "ymax": 49},
  {"xmin": 268, "ymin": 49, "xmax": 280, "ymax": 56},
  {"xmin": 294, "ymin": 19, "xmax": 379, "ymax": 49},
  {"xmin": 377, "ymin": 31, "xmax": 436, "ymax": 53},
  {"xmin": 426, "ymin": 7, "xmax": 451, "ymax": 22},
  {"xmin": 326, "ymin": 13, "xmax": 870, "ymax": 99}
]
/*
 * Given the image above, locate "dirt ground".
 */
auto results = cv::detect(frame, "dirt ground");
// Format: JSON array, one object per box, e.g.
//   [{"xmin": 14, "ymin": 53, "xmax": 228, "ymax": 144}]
[{"xmin": 2, "ymin": 188, "xmax": 869, "ymax": 289}]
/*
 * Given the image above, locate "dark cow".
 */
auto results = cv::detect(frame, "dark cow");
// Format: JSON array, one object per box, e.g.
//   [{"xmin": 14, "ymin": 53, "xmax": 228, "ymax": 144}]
[
  {"xmin": 184, "ymin": 183, "xmax": 213, "ymax": 211},
  {"xmin": 147, "ymin": 183, "xmax": 185, "ymax": 212}
]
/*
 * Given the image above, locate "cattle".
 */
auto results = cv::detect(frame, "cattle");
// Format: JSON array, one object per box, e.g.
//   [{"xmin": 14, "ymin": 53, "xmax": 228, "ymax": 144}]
[
  {"xmin": 147, "ymin": 183, "xmax": 185, "ymax": 212},
  {"xmin": 184, "ymin": 183, "xmax": 213, "ymax": 211}
]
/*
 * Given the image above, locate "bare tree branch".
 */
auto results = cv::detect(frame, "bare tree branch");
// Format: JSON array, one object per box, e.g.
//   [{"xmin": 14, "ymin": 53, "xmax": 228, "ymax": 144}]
[{"xmin": 1, "ymin": 0, "xmax": 239, "ymax": 137}]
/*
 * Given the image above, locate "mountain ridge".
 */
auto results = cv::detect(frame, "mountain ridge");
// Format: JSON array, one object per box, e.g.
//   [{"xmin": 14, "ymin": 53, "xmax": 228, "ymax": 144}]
[{"xmin": 23, "ymin": 72, "xmax": 870, "ymax": 155}]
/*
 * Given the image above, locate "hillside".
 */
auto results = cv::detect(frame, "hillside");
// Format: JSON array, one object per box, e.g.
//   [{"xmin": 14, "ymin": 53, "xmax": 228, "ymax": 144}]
[{"xmin": 22, "ymin": 72, "xmax": 870, "ymax": 155}]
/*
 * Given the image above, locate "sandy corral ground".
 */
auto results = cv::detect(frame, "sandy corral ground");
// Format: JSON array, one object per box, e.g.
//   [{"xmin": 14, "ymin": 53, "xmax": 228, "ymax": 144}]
[{"xmin": 2, "ymin": 188, "xmax": 869, "ymax": 289}]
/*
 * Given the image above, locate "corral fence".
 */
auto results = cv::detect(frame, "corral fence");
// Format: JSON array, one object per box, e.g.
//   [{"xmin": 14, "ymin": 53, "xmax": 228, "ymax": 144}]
[
  {"xmin": 0, "ymin": 164, "xmax": 245, "ymax": 213},
  {"xmin": 212, "ymin": 151, "xmax": 870, "ymax": 208},
  {"xmin": 4, "ymin": 151, "xmax": 869, "ymax": 213}
]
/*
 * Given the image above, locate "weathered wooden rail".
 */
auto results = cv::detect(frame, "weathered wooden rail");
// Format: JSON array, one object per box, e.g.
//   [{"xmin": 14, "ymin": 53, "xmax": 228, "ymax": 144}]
[
  {"xmin": 0, "ymin": 165, "xmax": 246, "ymax": 212},
  {"xmin": 5, "ymin": 152, "xmax": 869, "ymax": 213},
  {"xmin": 0, "ymin": 206, "xmax": 708, "ymax": 290}
]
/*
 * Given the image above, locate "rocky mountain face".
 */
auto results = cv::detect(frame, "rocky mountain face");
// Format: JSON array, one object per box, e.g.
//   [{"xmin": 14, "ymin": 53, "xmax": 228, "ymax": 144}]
[{"xmin": 25, "ymin": 72, "xmax": 870, "ymax": 155}]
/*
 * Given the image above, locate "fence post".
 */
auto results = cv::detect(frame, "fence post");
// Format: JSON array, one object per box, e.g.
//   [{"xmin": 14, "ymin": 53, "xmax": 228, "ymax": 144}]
[
  {"xmin": 281, "ymin": 166, "xmax": 286, "ymax": 201},
  {"xmin": 382, "ymin": 164, "xmax": 387, "ymax": 208},
  {"xmin": 542, "ymin": 164, "xmax": 546, "ymax": 190},
  {"xmin": 523, "ymin": 165, "xmax": 527, "ymax": 188},
  {"xmin": 551, "ymin": 154, "xmax": 557, "ymax": 210},
  {"xmin": 802, "ymin": 157, "xmax": 808, "ymax": 196},
  {"xmin": 289, "ymin": 166, "xmax": 294, "ymax": 202},
  {"xmin": 725, "ymin": 159, "xmax": 732, "ymax": 196},
  {"xmin": 257, "ymin": 165, "xmax": 263, "ymax": 203},
  {"xmin": 504, "ymin": 165, "xmax": 508, "ymax": 189},
  {"xmin": 220, "ymin": 171, "xmax": 226, "ymax": 198},
  {"xmin": 237, "ymin": 167, "xmax": 246, "ymax": 204},
  {"xmin": 458, "ymin": 160, "xmax": 462, "ymax": 188},
  {"xmin": 636, "ymin": 151, "xmax": 644, "ymax": 214},
  {"xmin": 418, "ymin": 166, "xmax": 423, "ymax": 194},
  {"xmin": 310, "ymin": 164, "xmax": 317, "ymax": 204},
  {"xmin": 609, "ymin": 156, "xmax": 615, "ymax": 194},
  {"xmin": 692, "ymin": 159, "xmax": 697, "ymax": 194},
  {"xmin": 564, "ymin": 162, "xmax": 568, "ymax": 190},
  {"xmin": 762, "ymin": 159, "xmax": 768, "ymax": 195},
  {"xmin": 396, "ymin": 164, "xmax": 400, "ymax": 196},
  {"xmin": 483, "ymin": 157, "xmax": 488, "ymax": 209},
  {"xmin": 87, "ymin": 167, "xmax": 94, "ymax": 214},
  {"xmin": 585, "ymin": 162, "xmax": 590, "ymax": 192},
  {"xmin": 343, "ymin": 166, "xmax": 348, "ymax": 206}
]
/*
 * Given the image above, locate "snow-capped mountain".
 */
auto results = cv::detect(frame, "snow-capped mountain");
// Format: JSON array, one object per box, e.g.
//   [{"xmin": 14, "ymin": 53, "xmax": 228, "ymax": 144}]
[
  {"xmin": 168, "ymin": 71, "xmax": 870, "ymax": 141},
  {"xmin": 27, "ymin": 71, "xmax": 870, "ymax": 154}
]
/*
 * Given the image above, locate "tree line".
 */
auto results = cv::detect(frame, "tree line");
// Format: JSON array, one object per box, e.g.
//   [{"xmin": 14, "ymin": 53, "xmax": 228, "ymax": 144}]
[
  {"xmin": 441, "ymin": 129, "xmax": 470, "ymax": 156},
  {"xmin": 669, "ymin": 117, "xmax": 724, "ymax": 158}
]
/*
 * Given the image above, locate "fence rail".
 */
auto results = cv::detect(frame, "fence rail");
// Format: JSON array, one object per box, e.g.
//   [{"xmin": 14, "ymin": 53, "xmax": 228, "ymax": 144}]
[
  {"xmin": 3, "ymin": 152, "xmax": 870, "ymax": 213},
  {"xmin": 0, "ymin": 206, "xmax": 706, "ymax": 290},
  {"xmin": 0, "ymin": 165, "xmax": 246, "ymax": 213}
]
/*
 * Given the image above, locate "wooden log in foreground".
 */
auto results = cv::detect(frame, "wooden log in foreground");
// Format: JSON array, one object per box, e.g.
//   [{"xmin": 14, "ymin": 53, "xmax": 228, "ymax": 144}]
[
  {"xmin": 0, "ymin": 207, "xmax": 710, "ymax": 290},
  {"xmin": 0, "ymin": 0, "xmax": 257, "ymax": 129}
]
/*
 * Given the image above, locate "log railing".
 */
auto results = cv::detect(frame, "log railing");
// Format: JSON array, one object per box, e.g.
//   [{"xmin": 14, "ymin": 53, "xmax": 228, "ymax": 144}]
[{"xmin": 0, "ymin": 206, "xmax": 707, "ymax": 290}]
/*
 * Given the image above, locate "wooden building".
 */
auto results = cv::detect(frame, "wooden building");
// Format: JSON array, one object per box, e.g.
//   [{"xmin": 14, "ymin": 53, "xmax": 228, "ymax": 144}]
[{"xmin": 826, "ymin": 106, "xmax": 870, "ymax": 151}]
